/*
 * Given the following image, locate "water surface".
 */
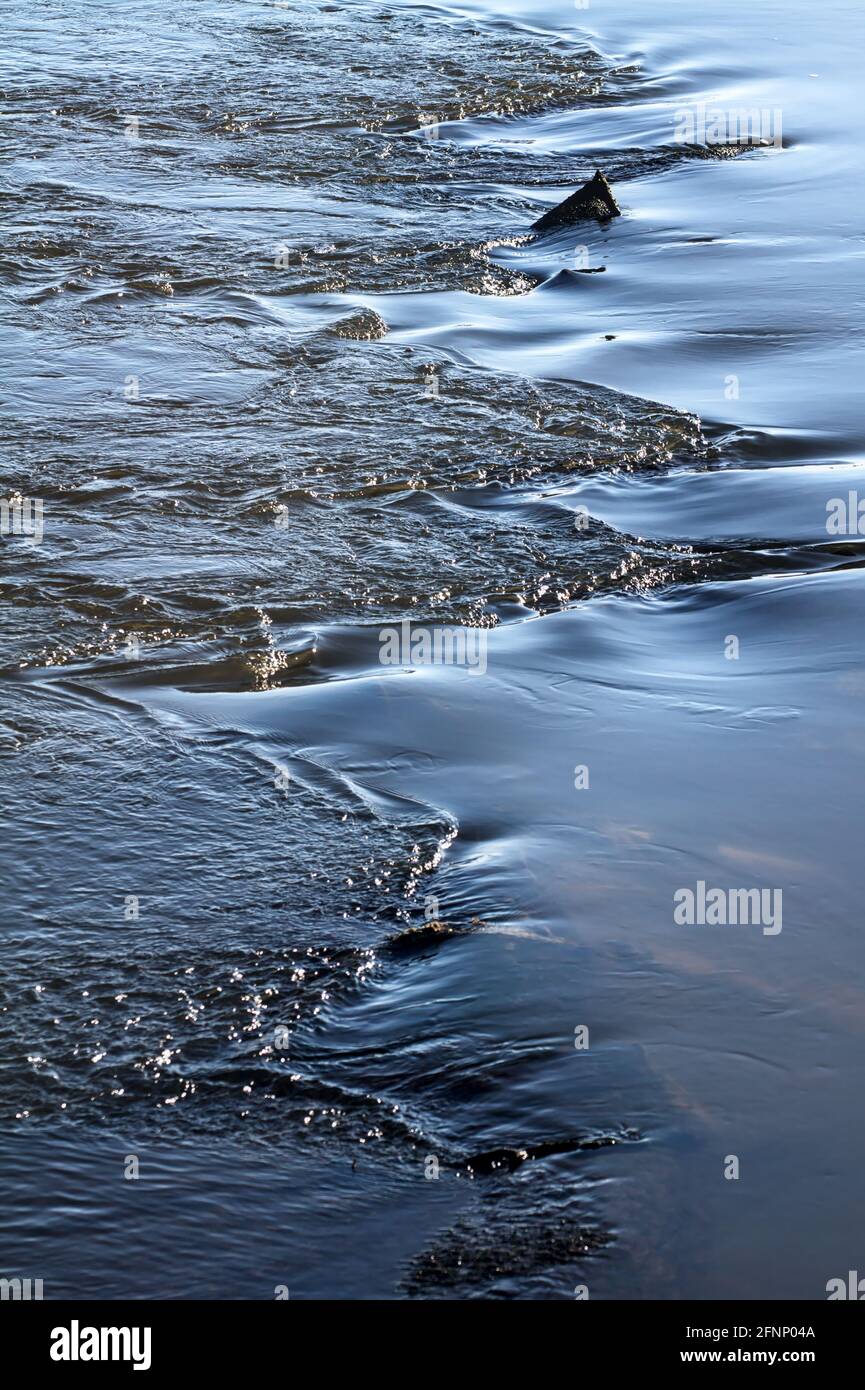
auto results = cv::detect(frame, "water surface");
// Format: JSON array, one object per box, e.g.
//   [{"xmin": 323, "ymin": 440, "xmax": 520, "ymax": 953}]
[{"xmin": 1, "ymin": 0, "xmax": 863, "ymax": 1298}]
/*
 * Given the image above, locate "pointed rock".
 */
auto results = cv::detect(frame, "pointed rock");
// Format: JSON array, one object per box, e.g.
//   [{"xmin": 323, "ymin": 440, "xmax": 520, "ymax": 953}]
[{"xmin": 532, "ymin": 169, "xmax": 621, "ymax": 233}]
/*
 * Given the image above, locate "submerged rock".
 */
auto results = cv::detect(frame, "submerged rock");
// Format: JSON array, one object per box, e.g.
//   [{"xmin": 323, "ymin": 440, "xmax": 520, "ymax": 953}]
[
  {"xmin": 402, "ymin": 1212, "xmax": 608, "ymax": 1295},
  {"xmin": 532, "ymin": 169, "xmax": 621, "ymax": 233},
  {"xmin": 464, "ymin": 1129, "xmax": 639, "ymax": 1176}
]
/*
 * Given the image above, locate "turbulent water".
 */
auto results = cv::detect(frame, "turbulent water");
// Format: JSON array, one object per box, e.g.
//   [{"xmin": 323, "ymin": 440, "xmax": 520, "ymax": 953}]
[{"xmin": 2, "ymin": 0, "xmax": 864, "ymax": 1299}]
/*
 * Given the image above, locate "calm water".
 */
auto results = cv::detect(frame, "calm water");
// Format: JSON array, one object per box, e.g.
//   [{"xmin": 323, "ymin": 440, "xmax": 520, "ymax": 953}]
[{"xmin": 1, "ymin": 0, "xmax": 864, "ymax": 1299}]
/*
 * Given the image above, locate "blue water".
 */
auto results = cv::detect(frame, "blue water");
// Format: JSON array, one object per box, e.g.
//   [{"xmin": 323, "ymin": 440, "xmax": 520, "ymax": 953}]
[{"xmin": 1, "ymin": 0, "xmax": 863, "ymax": 1299}]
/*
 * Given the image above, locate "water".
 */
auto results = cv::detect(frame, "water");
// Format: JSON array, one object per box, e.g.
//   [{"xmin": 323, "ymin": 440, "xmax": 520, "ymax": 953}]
[{"xmin": 1, "ymin": 0, "xmax": 863, "ymax": 1299}]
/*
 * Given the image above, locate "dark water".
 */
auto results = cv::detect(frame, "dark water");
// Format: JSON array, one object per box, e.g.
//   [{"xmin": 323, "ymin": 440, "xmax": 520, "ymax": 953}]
[{"xmin": 1, "ymin": 0, "xmax": 864, "ymax": 1299}]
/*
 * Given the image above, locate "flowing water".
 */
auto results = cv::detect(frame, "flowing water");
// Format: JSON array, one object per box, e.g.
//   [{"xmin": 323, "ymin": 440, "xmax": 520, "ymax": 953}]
[{"xmin": 1, "ymin": 0, "xmax": 863, "ymax": 1299}]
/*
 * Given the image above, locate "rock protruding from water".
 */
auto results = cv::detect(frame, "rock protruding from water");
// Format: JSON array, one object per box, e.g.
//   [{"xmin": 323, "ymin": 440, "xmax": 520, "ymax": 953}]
[
  {"xmin": 532, "ymin": 169, "xmax": 621, "ymax": 233},
  {"xmin": 385, "ymin": 920, "xmax": 464, "ymax": 954}
]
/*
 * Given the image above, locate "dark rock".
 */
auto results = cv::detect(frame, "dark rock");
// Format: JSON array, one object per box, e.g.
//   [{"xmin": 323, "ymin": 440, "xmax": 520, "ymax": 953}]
[
  {"xmin": 384, "ymin": 919, "xmax": 463, "ymax": 954},
  {"xmin": 465, "ymin": 1146, "xmax": 530, "ymax": 1175},
  {"xmin": 532, "ymin": 169, "xmax": 621, "ymax": 233},
  {"xmin": 464, "ymin": 1129, "xmax": 640, "ymax": 1175},
  {"xmin": 329, "ymin": 308, "xmax": 388, "ymax": 340},
  {"xmin": 385, "ymin": 916, "xmax": 487, "ymax": 955},
  {"xmin": 402, "ymin": 1211, "xmax": 609, "ymax": 1295}
]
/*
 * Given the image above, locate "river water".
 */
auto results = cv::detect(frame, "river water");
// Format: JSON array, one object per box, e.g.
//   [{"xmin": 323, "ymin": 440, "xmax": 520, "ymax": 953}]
[{"xmin": 1, "ymin": 0, "xmax": 863, "ymax": 1298}]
